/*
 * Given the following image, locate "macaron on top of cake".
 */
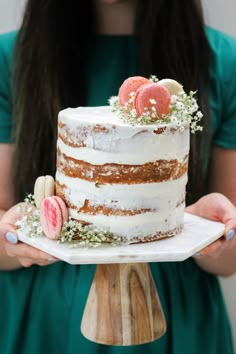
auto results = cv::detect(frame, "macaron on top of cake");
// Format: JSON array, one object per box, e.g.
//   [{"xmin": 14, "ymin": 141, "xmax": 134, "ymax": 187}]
[
  {"xmin": 117, "ymin": 75, "xmax": 185, "ymax": 122},
  {"xmin": 134, "ymin": 83, "xmax": 171, "ymax": 118},
  {"xmin": 118, "ymin": 76, "xmax": 150, "ymax": 106},
  {"xmin": 157, "ymin": 78, "xmax": 184, "ymax": 97}
]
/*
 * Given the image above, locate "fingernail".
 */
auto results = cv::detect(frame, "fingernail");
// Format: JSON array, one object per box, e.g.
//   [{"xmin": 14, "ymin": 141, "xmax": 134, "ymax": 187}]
[
  {"xmin": 194, "ymin": 252, "xmax": 201, "ymax": 257},
  {"xmin": 47, "ymin": 257, "xmax": 57, "ymax": 262},
  {"xmin": 6, "ymin": 232, "xmax": 18, "ymax": 244},
  {"xmin": 226, "ymin": 229, "xmax": 235, "ymax": 241}
]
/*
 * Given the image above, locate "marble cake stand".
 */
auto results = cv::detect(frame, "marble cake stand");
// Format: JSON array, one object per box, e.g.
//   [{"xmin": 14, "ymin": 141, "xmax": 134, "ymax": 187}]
[{"xmin": 17, "ymin": 213, "xmax": 225, "ymax": 346}]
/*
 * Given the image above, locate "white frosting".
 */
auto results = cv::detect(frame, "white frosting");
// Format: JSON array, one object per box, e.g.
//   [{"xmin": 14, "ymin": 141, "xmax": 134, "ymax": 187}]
[
  {"xmin": 57, "ymin": 132, "xmax": 189, "ymax": 164},
  {"xmin": 59, "ymin": 106, "xmax": 138, "ymax": 126},
  {"xmin": 56, "ymin": 172, "xmax": 187, "ymax": 211},
  {"xmin": 56, "ymin": 105, "xmax": 190, "ymax": 241},
  {"xmin": 68, "ymin": 203, "xmax": 185, "ymax": 239}
]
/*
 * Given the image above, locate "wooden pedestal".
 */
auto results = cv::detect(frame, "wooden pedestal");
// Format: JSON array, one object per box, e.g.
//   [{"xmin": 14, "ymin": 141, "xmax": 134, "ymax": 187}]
[{"xmin": 81, "ymin": 263, "xmax": 166, "ymax": 346}]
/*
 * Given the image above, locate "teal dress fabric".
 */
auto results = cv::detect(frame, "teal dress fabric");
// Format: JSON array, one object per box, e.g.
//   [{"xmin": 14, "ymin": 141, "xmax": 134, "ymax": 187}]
[{"xmin": 1, "ymin": 28, "xmax": 236, "ymax": 354}]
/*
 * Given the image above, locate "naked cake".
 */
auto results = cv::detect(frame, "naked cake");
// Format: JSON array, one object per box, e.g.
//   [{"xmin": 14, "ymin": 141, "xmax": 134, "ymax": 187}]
[{"xmin": 55, "ymin": 75, "xmax": 202, "ymax": 244}]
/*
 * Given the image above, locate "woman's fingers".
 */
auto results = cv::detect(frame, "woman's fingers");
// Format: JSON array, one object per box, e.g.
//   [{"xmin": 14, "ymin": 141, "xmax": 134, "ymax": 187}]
[
  {"xmin": 0, "ymin": 203, "xmax": 59, "ymax": 267},
  {"xmin": 194, "ymin": 232, "xmax": 236, "ymax": 258},
  {"xmin": 1, "ymin": 224, "xmax": 58, "ymax": 268},
  {"xmin": 194, "ymin": 238, "xmax": 224, "ymax": 257},
  {"xmin": 18, "ymin": 257, "xmax": 58, "ymax": 267},
  {"xmin": 186, "ymin": 192, "xmax": 236, "ymax": 257},
  {"xmin": 6, "ymin": 240, "xmax": 53, "ymax": 259},
  {"xmin": 5, "ymin": 241, "xmax": 58, "ymax": 266},
  {"xmin": 186, "ymin": 193, "xmax": 236, "ymax": 223},
  {"xmin": 0, "ymin": 203, "xmax": 32, "ymax": 224},
  {"xmin": 0, "ymin": 222, "xmax": 17, "ymax": 241},
  {"xmin": 224, "ymin": 224, "xmax": 236, "ymax": 241}
]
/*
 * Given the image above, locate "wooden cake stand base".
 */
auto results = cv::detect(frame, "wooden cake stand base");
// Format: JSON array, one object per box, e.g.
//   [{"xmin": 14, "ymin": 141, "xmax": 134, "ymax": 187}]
[{"xmin": 81, "ymin": 263, "xmax": 166, "ymax": 346}]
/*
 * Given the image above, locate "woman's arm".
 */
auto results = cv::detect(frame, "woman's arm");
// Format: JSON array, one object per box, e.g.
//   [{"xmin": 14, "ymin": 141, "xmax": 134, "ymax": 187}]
[
  {"xmin": 0, "ymin": 144, "xmax": 14, "ymax": 217},
  {"xmin": 0, "ymin": 144, "xmax": 58, "ymax": 270},
  {"xmin": 208, "ymin": 146, "xmax": 236, "ymax": 205},
  {"xmin": 0, "ymin": 144, "xmax": 20, "ymax": 269},
  {"xmin": 187, "ymin": 146, "xmax": 236, "ymax": 277}
]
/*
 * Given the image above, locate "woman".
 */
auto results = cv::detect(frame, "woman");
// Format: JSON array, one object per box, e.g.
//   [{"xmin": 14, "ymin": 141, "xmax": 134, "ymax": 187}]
[{"xmin": 0, "ymin": 0, "xmax": 236, "ymax": 353}]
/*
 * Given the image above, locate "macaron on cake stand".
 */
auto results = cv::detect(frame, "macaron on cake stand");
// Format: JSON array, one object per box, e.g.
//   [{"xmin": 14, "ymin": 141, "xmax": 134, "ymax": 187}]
[{"xmin": 17, "ymin": 213, "xmax": 225, "ymax": 346}]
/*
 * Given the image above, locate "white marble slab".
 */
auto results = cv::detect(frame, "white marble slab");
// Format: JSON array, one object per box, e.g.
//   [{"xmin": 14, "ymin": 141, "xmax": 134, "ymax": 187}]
[{"xmin": 17, "ymin": 213, "xmax": 225, "ymax": 264}]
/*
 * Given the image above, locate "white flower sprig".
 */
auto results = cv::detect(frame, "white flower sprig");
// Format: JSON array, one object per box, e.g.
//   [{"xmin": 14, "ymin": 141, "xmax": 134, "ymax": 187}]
[
  {"xmin": 149, "ymin": 75, "xmax": 159, "ymax": 83},
  {"xmin": 59, "ymin": 218, "xmax": 121, "ymax": 248},
  {"xmin": 15, "ymin": 209, "xmax": 42, "ymax": 238},
  {"xmin": 24, "ymin": 193, "xmax": 36, "ymax": 207},
  {"xmin": 169, "ymin": 91, "xmax": 203, "ymax": 133},
  {"xmin": 15, "ymin": 194, "xmax": 41, "ymax": 237}
]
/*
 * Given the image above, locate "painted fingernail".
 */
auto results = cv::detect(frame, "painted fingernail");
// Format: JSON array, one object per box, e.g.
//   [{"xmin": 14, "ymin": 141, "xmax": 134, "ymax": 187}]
[
  {"xmin": 47, "ymin": 257, "xmax": 57, "ymax": 262},
  {"xmin": 226, "ymin": 229, "xmax": 235, "ymax": 241},
  {"xmin": 193, "ymin": 252, "xmax": 201, "ymax": 257},
  {"xmin": 6, "ymin": 232, "xmax": 18, "ymax": 244}
]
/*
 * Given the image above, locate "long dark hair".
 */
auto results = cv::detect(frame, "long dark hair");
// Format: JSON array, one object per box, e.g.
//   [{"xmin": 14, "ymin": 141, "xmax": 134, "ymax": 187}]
[{"xmin": 12, "ymin": 0, "xmax": 212, "ymax": 205}]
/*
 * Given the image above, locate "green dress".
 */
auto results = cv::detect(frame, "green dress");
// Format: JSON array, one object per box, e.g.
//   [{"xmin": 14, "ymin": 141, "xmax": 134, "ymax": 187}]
[{"xmin": 1, "ymin": 28, "xmax": 236, "ymax": 354}]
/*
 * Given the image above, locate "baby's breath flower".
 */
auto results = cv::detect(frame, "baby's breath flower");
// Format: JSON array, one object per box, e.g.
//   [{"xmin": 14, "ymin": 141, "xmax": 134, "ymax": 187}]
[
  {"xmin": 171, "ymin": 95, "xmax": 178, "ymax": 104},
  {"xmin": 24, "ymin": 193, "xmax": 36, "ymax": 206},
  {"xmin": 15, "ymin": 209, "xmax": 42, "ymax": 238},
  {"xmin": 176, "ymin": 101, "xmax": 184, "ymax": 110},
  {"xmin": 108, "ymin": 96, "xmax": 118, "ymax": 107},
  {"xmin": 197, "ymin": 111, "xmax": 203, "ymax": 118},
  {"xmin": 149, "ymin": 99, "xmax": 157, "ymax": 105},
  {"xmin": 149, "ymin": 75, "xmax": 159, "ymax": 83},
  {"xmin": 129, "ymin": 92, "xmax": 135, "ymax": 98}
]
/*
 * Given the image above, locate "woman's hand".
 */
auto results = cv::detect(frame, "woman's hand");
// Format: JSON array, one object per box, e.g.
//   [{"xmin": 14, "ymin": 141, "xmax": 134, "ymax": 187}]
[
  {"xmin": 186, "ymin": 193, "xmax": 236, "ymax": 277},
  {"xmin": 0, "ymin": 203, "xmax": 58, "ymax": 270}
]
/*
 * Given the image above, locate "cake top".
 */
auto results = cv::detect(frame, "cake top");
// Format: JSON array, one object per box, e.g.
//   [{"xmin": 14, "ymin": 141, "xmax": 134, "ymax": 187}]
[
  {"xmin": 59, "ymin": 75, "xmax": 203, "ymax": 134},
  {"xmin": 59, "ymin": 105, "xmax": 186, "ymax": 132}
]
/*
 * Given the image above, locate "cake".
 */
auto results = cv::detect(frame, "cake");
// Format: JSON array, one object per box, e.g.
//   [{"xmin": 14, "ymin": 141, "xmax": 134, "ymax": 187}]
[{"xmin": 54, "ymin": 75, "xmax": 202, "ymax": 244}]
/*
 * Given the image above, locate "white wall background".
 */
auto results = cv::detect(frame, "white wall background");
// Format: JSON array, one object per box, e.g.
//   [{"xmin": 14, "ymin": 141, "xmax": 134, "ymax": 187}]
[
  {"xmin": 202, "ymin": 0, "xmax": 236, "ymax": 37},
  {"xmin": 0, "ymin": 0, "xmax": 236, "ymax": 350},
  {"xmin": 0, "ymin": 0, "xmax": 25, "ymax": 33}
]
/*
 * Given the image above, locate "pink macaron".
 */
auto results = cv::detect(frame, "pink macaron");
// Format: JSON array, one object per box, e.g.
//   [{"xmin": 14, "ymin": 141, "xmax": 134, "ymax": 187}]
[
  {"xmin": 118, "ymin": 76, "xmax": 150, "ymax": 106},
  {"xmin": 134, "ymin": 83, "xmax": 171, "ymax": 118},
  {"xmin": 40, "ymin": 196, "xmax": 69, "ymax": 240}
]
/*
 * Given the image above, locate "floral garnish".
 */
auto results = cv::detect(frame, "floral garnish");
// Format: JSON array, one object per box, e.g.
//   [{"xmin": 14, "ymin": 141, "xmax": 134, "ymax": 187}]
[
  {"xmin": 15, "ymin": 195, "xmax": 121, "ymax": 247},
  {"xmin": 58, "ymin": 218, "xmax": 121, "ymax": 248},
  {"xmin": 15, "ymin": 209, "xmax": 43, "ymax": 238},
  {"xmin": 24, "ymin": 193, "xmax": 36, "ymax": 207},
  {"xmin": 109, "ymin": 75, "xmax": 203, "ymax": 133},
  {"xmin": 149, "ymin": 75, "xmax": 159, "ymax": 83}
]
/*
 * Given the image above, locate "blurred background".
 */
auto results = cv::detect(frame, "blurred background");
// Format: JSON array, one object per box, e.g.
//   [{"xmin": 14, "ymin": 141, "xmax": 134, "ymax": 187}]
[{"xmin": 0, "ymin": 0, "xmax": 236, "ymax": 350}]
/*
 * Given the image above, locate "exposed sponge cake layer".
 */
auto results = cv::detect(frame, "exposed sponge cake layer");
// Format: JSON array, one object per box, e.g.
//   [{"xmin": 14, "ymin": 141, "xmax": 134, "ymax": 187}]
[{"xmin": 57, "ymin": 148, "xmax": 188, "ymax": 184}]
